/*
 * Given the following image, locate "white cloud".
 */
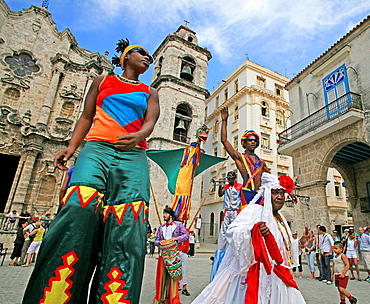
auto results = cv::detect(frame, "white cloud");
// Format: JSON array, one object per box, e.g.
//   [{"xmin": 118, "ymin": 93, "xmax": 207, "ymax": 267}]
[{"xmin": 77, "ymin": 0, "xmax": 369, "ymax": 63}]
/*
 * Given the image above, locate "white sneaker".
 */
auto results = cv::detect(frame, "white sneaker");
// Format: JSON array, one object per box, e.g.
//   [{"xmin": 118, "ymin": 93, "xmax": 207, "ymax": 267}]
[
  {"xmin": 326, "ymin": 281, "xmax": 332, "ymax": 285},
  {"xmin": 322, "ymin": 279, "xmax": 327, "ymax": 283}
]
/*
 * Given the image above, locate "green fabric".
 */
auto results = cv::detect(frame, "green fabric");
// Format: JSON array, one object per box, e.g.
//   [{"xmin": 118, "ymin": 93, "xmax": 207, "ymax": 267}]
[
  {"xmin": 70, "ymin": 141, "xmax": 150, "ymax": 204},
  {"xmin": 23, "ymin": 141, "xmax": 150, "ymax": 304},
  {"xmin": 147, "ymin": 149, "xmax": 226, "ymax": 194}
]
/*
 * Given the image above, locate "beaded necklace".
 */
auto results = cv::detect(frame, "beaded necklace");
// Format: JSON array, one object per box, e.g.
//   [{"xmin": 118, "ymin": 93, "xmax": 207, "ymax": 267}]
[
  {"xmin": 116, "ymin": 75, "xmax": 140, "ymax": 84},
  {"xmin": 274, "ymin": 213, "xmax": 294, "ymax": 266}
]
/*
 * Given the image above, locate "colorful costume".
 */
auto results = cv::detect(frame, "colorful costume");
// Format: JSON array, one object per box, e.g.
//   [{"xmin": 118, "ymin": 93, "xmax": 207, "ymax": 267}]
[
  {"xmin": 240, "ymin": 130, "xmax": 266, "ymax": 208},
  {"xmin": 193, "ymin": 173, "xmax": 305, "ymax": 304},
  {"xmin": 153, "ymin": 221, "xmax": 189, "ymax": 304},
  {"xmin": 23, "ymin": 75, "xmax": 151, "ymax": 304},
  {"xmin": 210, "ymin": 180, "xmax": 242, "ymax": 281},
  {"xmin": 171, "ymin": 126, "xmax": 209, "ymax": 221}
]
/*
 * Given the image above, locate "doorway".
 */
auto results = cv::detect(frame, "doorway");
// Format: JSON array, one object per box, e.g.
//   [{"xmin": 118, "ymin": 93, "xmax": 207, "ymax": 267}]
[{"xmin": 0, "ymin": 153, "xmax": 20, "ymax": 213}]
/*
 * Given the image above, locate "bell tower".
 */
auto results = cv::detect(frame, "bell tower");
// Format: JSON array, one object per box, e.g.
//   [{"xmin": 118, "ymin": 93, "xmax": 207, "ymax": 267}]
[
  {"xmin": 149, "ymin": 25, "xmax": 212, "ymax": 150},
  {"xmin": 148, "ymin": 25, "xmax": 212, "ymax": 227}
]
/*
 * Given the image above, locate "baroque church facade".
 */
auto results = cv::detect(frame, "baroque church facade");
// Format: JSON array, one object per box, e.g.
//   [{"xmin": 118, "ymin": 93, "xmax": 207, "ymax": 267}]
[
  {"xmin": 0, "ymin": 1, "xmax": 112, "ymax": 217},
  {"xmin": 0, "ymin": 0, "xmax": 211, "ymax": 232}
]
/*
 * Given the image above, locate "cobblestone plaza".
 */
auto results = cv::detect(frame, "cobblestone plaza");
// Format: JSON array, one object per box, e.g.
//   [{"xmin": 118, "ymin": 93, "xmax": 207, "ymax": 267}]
[{"xmin": 1, "ymin": 251, "xmax": 368, "ymax": 304}]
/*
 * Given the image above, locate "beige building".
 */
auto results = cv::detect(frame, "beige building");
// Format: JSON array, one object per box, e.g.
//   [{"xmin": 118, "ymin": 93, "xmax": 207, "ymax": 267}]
[
  {"xmin": 279, "ymin": 15, "xmax": 370, "ymax": 232},
  {"xmin": 199, "ymin": 60, "xmax": 294, "ymax": 242},
  {"xmin": 148, "ymin": 25, "xmax": 212, "ymax": 228},
  {"xmin": 0, "ymin": 2, "xmax": 112, "ymax": 221}
]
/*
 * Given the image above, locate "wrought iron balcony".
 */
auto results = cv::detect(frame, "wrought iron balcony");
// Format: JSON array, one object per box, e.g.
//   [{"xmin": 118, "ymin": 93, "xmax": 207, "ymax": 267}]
[{"xmin": 279, "ymin": 92, "xmax": 362, "ymax": 145}]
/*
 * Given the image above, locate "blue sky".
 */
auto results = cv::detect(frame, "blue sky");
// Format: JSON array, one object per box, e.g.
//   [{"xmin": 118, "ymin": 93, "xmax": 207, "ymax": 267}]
[{"xmin": 7, "ymin": 1, "xmax": 370, "ymax": 91}]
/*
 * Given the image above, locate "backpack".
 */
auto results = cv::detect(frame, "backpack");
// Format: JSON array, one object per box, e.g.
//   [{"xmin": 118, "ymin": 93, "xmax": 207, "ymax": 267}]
[{"xmin": 28, "ymin": 224, "xmax": 36, "ymax": 241}]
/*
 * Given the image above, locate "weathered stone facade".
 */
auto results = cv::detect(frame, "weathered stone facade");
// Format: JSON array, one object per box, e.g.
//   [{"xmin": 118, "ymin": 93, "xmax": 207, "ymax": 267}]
[
  {"xmin": 0, "ymin": 1, "xmax": 112, "ymax": 219},
  {"xmin": 148, "ymin": 25, "xmax": 211, "ymax": 228},
  {"xmin": 280, "ymin": 16, "xmax": 370, "ymax": 232}
]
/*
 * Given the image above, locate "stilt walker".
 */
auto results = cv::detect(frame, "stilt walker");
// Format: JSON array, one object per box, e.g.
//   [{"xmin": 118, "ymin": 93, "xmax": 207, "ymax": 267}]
[
  {"xmin": 22, "ymin": 39, "xmax": 160, "ymax": 304},
  {"xmin": 147, "ymin": 125, "xmax": 225, "ymax": 223}
]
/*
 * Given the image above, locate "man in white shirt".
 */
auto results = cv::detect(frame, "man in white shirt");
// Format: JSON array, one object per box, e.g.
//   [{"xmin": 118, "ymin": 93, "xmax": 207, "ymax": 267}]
[
  {"xmin": 4, "ymin": 210, "xmax": 19, "ymax": 230},
  {"xmin": 20, "ymin": 222, "xmax": 35, "ymax": 265},
  {"xmin": 358, "ymin": 227, "xmax": 370, "ymax": 282},
  {"xmin": 319, "ymin": 225, "xmax": 334, "ymax": 284}
]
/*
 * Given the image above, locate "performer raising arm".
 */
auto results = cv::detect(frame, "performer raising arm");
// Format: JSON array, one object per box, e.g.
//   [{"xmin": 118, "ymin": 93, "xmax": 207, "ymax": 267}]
[
  {"xmin": 23, "ymin": 39, "xmax": 159, "ymax": 304},
  {"xmin": 220, "ymin": 107, "xmax": 269, "ymax": 207}
]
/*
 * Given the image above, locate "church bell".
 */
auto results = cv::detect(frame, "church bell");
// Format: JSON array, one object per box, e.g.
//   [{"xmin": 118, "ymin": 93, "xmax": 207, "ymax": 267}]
[
  {"xmin": 180, "ymin": 65, "xmax": 194, "ymax": 81},
  {"xmin": 175, "ymin": 119, "xmax": 186, "ymax": 132}
]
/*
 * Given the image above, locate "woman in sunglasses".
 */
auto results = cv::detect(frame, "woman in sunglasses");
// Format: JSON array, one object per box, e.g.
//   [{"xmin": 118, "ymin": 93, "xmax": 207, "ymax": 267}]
[{"xmin": 23, "ymin": 39, "xmax": 159, "ymax": 304}]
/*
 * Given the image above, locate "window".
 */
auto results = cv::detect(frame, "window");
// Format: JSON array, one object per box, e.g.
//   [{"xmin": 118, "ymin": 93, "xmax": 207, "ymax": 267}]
[
  {"xmin": 213, "ymin": 147, "xmax": 218, "ymax": 157},
  {"xmin": 224, "ymin": 88, "xmax": 228, "ymax": 102},
  {"xmin": 275, "ymin": 84, "xmax": 284, "ymax": 97},
  {"xmin": 233, "ymin": 135, "xmax": 238, "ymax": 149},
  {"xmin": 5, "ymin": 53, "xmax": 40, "ymax": 77},
  {"xmin": 156, "ymin": 56, "xmax": 163, "ymax": 77},
  {"xmin": 210, "ymin": 212, "xmax": 215, "ymax": 236},
  {"xmin": 60, "ymin": 101, "xmax": 75, "ymax": 119},
  {"xmin": 322, "ymin": 64, "xmax": 350, "ymax": 119},
  {"xmin": 234, "ymin": 79, "xmax": 239, "ymax": 93},
  {"xmin": 234, "ymin": 106, "xmax": 239, "ymax": 121},
  {"xmin": 257, "ymin": 76, "xmax": 266, "ymax": 88},
  {"xmin": 200, "ymin": 180, "xmax": 204, "ymax": 198},
  {"xmin": 219, "ymin": 211, "xmax": 224, "ymax": 230},
  {"xmin": 2, "ymin": 87, "xmax": 20, "ymax": 106},
  {"xmin": 261, "ymin": 101, "xmax": 269, "ymax": 117},
  {"xmin": 205, "ymin": 106, "xmax": 208, "ymax": 118},
  {"xmin": 215, "ymin": 96, "xmax": 219, "ymax": 108},
  {"xmin": 173, "ymin": 103, "xmax": 192, "ymax": 143},
  {"xmin": 276, "ymin": 111, "xmax": 284, "ymax": 126},
  {"xmin": 222, "ymin": 146, "xmax": 226, "ymax": 157},
  {"xmin": 213, "ymin": 120, "xmax": 219, "ymax": 135},
  {"xmin": 180, "ymin": 56, "xmax": 196, "ymax": 82},
  {"xmin": 261, "ymin": 133, "xmax": 270, "ymax": 149},
  {"xmin": 335, "ymin": 182, "xmax": 341, "ymax": 197},
  {"xmin": 211, "ymin": 176, "xmax": 216, "ymax": 192}
]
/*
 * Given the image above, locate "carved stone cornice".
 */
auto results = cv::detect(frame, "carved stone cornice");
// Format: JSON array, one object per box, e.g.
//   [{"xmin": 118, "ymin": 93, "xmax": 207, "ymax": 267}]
[
  {"xmin": 50, "ymin": 53, "xmax": 113, "ymax": 74},
  {"xmin": 1, "ymin": 73, "xmax": 30, "ymax": 90},
  {"xmin": 151, "ymin": 74, "xmax": 210, "ymax": 98},
  {"xmin": 0, "ymin": 137, "xmax": 26, "ymax": 155},
  {"xmin": 0, "ymin": 105, "xmax": 71, "ymax": 141},
  {"xmin": 60, "ymin": 83, "xmax": 83, "ymax": 101},
  {"xmin": 153, "ymin": 34, "xmax": 212, "ymax": 60},
  {"xmin": 297, "ymin": 179, "xmax": 329, "ymax": 190},
  {"xmin": 205, "ymin": 85, "xmax": 289, "ymax": 124}
]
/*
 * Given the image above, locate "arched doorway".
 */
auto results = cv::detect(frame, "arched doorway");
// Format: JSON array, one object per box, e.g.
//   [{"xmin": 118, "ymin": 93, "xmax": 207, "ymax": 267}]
[{"xmin": 321, "ymin": 141, "xmax": 370, "ymax": 229}]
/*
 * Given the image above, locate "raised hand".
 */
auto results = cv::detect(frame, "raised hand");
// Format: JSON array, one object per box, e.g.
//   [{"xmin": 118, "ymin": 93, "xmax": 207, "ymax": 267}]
[{"xmin": 221, "ymin": 107, "xmax": 229, "ymax": 121}]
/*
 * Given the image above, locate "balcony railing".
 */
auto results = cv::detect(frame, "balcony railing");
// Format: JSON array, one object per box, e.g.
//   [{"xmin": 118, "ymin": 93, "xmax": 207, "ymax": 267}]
[
  {"xmin": 173, "ymin": 133, "xmax": 190, "ymax": 144},
  {"xmin": 279, "ymin": 92, "xmax": 362, "ymax": 145}
]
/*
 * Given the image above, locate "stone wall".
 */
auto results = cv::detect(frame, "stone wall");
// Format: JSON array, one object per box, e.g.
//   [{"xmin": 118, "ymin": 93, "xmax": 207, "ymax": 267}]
[{"xmin": 0, "ymin": 2, "xmax": 112, "ymax": 218}]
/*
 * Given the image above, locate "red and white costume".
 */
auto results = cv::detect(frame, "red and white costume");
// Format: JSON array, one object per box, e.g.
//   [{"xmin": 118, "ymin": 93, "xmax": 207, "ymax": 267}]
[{"xmin": 193, "ymin": 173, "xmax": 306, "ymax": 304}]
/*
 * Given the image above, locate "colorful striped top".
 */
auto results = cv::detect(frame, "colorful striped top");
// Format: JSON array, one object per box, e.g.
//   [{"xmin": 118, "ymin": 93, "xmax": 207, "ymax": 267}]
[{"xmin": 86, "ymin": 75, "xmax": 151, "ymax": 150}]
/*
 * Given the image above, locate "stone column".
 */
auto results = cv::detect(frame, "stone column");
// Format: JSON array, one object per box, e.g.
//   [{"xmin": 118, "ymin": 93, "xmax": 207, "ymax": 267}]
[
  {"xmin": 7, "ymin": 143, "xmax": 43, "ymax": 212},
  {"xmin": 293, "ymin": 180, "xmax": 331, "ymax": 231},
  {"xmin": 39, "ymin": 67, "xmax": 63, "ymax": 125},
  {"xmin": 78, "ymin": 75, "xmax": 95, "ymax": 118}
]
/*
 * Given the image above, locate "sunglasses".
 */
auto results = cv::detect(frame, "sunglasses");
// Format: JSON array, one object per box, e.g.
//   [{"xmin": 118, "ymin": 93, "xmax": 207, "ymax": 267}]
[
  {"xmin": 246, "ymin": 138, "xmax": 258, "ymax": 142},
  {"xmin": 130, "ymin": 47, "xmax": 153, "ymax": 64}
]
